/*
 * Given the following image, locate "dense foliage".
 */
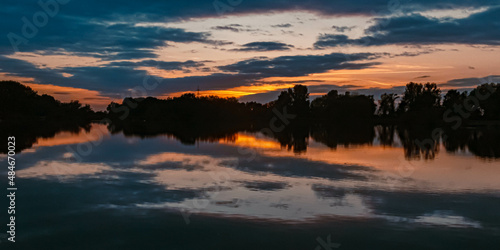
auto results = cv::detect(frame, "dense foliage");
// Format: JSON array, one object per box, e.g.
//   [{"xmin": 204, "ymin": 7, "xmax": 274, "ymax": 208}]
[{"xmin": 0, "ymin": 80, "xmax": 103, "ymax": 121}]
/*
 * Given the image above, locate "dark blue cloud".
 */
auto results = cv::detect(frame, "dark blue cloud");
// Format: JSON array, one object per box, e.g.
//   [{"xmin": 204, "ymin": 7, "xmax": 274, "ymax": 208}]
[
  {"xmin": 106, "ymin": 60, "xmax": 207, "ymax": 71},
  {"xmin": 4, "ymin": 0, "xmax": 497, "ymax": 23},
  {"xmin": 415, "ymin": 75, "xmax": 431, "ymax": 79},
  {"xmin": 0, "ymin": 55, "xmax": 149, "ymax": 96},
  {"xmin": 331, "ymin": 25, "xmax": 356, "ymax": 32},
  {"xmin": 1, "ymin": 1, "xmax": 498, "ymax": 58},
  {"xmin": 314, "ymin": 7, "xmax": 500, "ymax": 48},
  {"xmin": 240, "ymin": 181, "xmax": 290, "ymax": 192},
  {"xmin": 88, "ymin": 52, "xmax": 384, "ymax": 96},
  {"xmin": 59, "ymin": 68, "xmax": 263, "ymax": 98},
  {"xmin": 212, "ymin": 25, "xmax": 242, "ymax": 32},
  {"xmin": 2, "ymin": 0, "xmax": 498, "ymax": 56},
  {"xmin": 1, "ymin": 14, "xmax": 223, "ymax": 58},
  {"xmin": 0, "ymin": 55, "xmax": 68, "ymax": 84},
  {"xmin": 314, "ymin": 34, "xmax": 354, "ymax": 48},
  {"xmin": 231, "ymin": 41, "xmax": 294, "ymax": 52},
  {"xmin": 219, "ymin": 53, "xmax": 382, "ymax": 77},
  {"xmin": 210, "ymin": 24, "xmax": 263, "ymax": 33},
  {"xmin": 442, "ymin": 75, "xmax": 500, "ymax": 88},
  {"xmin": 271, "ymin": 23, "xmax": 293, "ymax": 28}
]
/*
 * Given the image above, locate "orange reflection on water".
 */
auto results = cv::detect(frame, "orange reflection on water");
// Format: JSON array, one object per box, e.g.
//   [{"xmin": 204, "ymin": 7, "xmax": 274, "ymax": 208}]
[
  {"xmin": 224, "ymin": 132, "xmax": 500, "ymax": 192},
  {"xmin": 219, "ymin": 134, "xmax": 282, "ymax": 149},
  {"xmin": 33, "ymin": 124, "xmax": 110, "ymax": 148}
]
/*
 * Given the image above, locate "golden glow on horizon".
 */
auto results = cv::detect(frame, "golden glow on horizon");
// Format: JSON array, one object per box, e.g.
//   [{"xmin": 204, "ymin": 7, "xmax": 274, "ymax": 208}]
[
  {"xmin": 164, "ymin": 90, "xmax": 255, "ymax": 98},
  {"xmin": 25, "ymin": 83, "xmax": 119, "ymax": 111},
  {"xmin": 164, "ymin": 83, "xmax": 298, "ymax": 99}
]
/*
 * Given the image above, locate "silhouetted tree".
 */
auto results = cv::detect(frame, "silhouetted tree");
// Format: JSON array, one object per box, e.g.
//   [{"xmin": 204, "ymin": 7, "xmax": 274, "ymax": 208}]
[
  {"xmin": 311, "ymin": 90, "xmax": 376, "ymax": 122},
  {"xmin": 0, "ymin": 80, "xmax": 99, "ymax": 121},
  {"xmin": 377, "ymin": 93, "xmax": 398, "ymax": 118},
  {"xmin": 288, "ymin": 84, "xmax": 310, "ymax": 118},
  {"xmin": 397, "ymin": 82, "xmax": 442, "ymax": 125},
  {"xmin": 0, "ymin": 81, "xmax": 98, "ymax": 153},
  {"xmin": 443, "ymin": 90, "xmax": 468, "ymax": 110},
  {"xmin": 398, "ymin": 82, "xmax": 441, "ymax": 113},
  {"xmin": 106, "ymin": 93, "xmax": 261, "ymax": 125},
  {"xmin": 268, "ymin": 84, "xmax": 310, "ymax": 120},
  {"xmin": 469, "ymin": 83, "xmax": 500, "ymax": 120}
]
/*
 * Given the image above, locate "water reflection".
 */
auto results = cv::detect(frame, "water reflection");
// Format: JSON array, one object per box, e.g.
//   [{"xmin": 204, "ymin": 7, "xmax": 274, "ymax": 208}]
[
  {"xmin": 0, "ymin": 121, "xmax": 92, "ymax": 153},
  {"xmin": 4, "ymin": 123, "xmax": 500, "ymax": 249},
  {"xmin": 107, "ymin": 121, "xmax": 500, "ymax": 159},
  {"xmin": 8, "ymin": 120, "xmax": 500, "ymax": 160},
  {"xmin": 17, "ymin": 161, "xmax": 112, "ymax": 179}
]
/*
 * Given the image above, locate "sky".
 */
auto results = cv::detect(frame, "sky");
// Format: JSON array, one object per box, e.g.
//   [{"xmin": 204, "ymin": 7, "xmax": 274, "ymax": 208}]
[{"xmin": 1, "ymin": 0, "xmax": 500, "ymax": 110}]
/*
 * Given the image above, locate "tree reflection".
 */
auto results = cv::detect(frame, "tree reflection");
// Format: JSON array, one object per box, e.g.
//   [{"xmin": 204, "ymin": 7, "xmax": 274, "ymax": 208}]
[
  {"xmin": 397, "ymin": 126, "xmax": 440, "ymax": 160},
  {"xmin": 311, "ymin": 123, "xmax": 375, "ymax": 150},
  {"xmin": 376, "ymin": 125, "xmax": 396, "ymax": 147}
]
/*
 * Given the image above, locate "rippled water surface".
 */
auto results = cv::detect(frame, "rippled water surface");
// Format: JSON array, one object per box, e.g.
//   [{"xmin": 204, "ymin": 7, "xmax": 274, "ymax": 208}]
[{"xmin": 3, "ymin": 123, "xmax": 500, "ymax": 249}]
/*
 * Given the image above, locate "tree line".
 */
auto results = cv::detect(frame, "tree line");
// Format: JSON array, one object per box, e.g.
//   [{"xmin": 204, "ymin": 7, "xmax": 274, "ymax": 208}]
[
  {"xmin": 2, "ymin": 80, "xmax": 499, "ymax": 127},
  {"xmin": 107, "ymin": 82, "xmax": 500, "ymax": 127},
  {"xmin": 0, "ymin": 80, "xmax": 104, "ymax": 122}
]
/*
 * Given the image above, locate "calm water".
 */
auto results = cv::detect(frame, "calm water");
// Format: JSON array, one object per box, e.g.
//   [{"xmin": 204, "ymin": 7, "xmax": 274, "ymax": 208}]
[{"xmin": 2, "ymin": 123, "xmax": 500, "ymax": 249}]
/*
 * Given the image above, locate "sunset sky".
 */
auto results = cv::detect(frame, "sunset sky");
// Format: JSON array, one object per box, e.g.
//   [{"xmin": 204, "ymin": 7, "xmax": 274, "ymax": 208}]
[{"xmin": 1, "ymin": 0, "xmax": 500, "ymax": 110}]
